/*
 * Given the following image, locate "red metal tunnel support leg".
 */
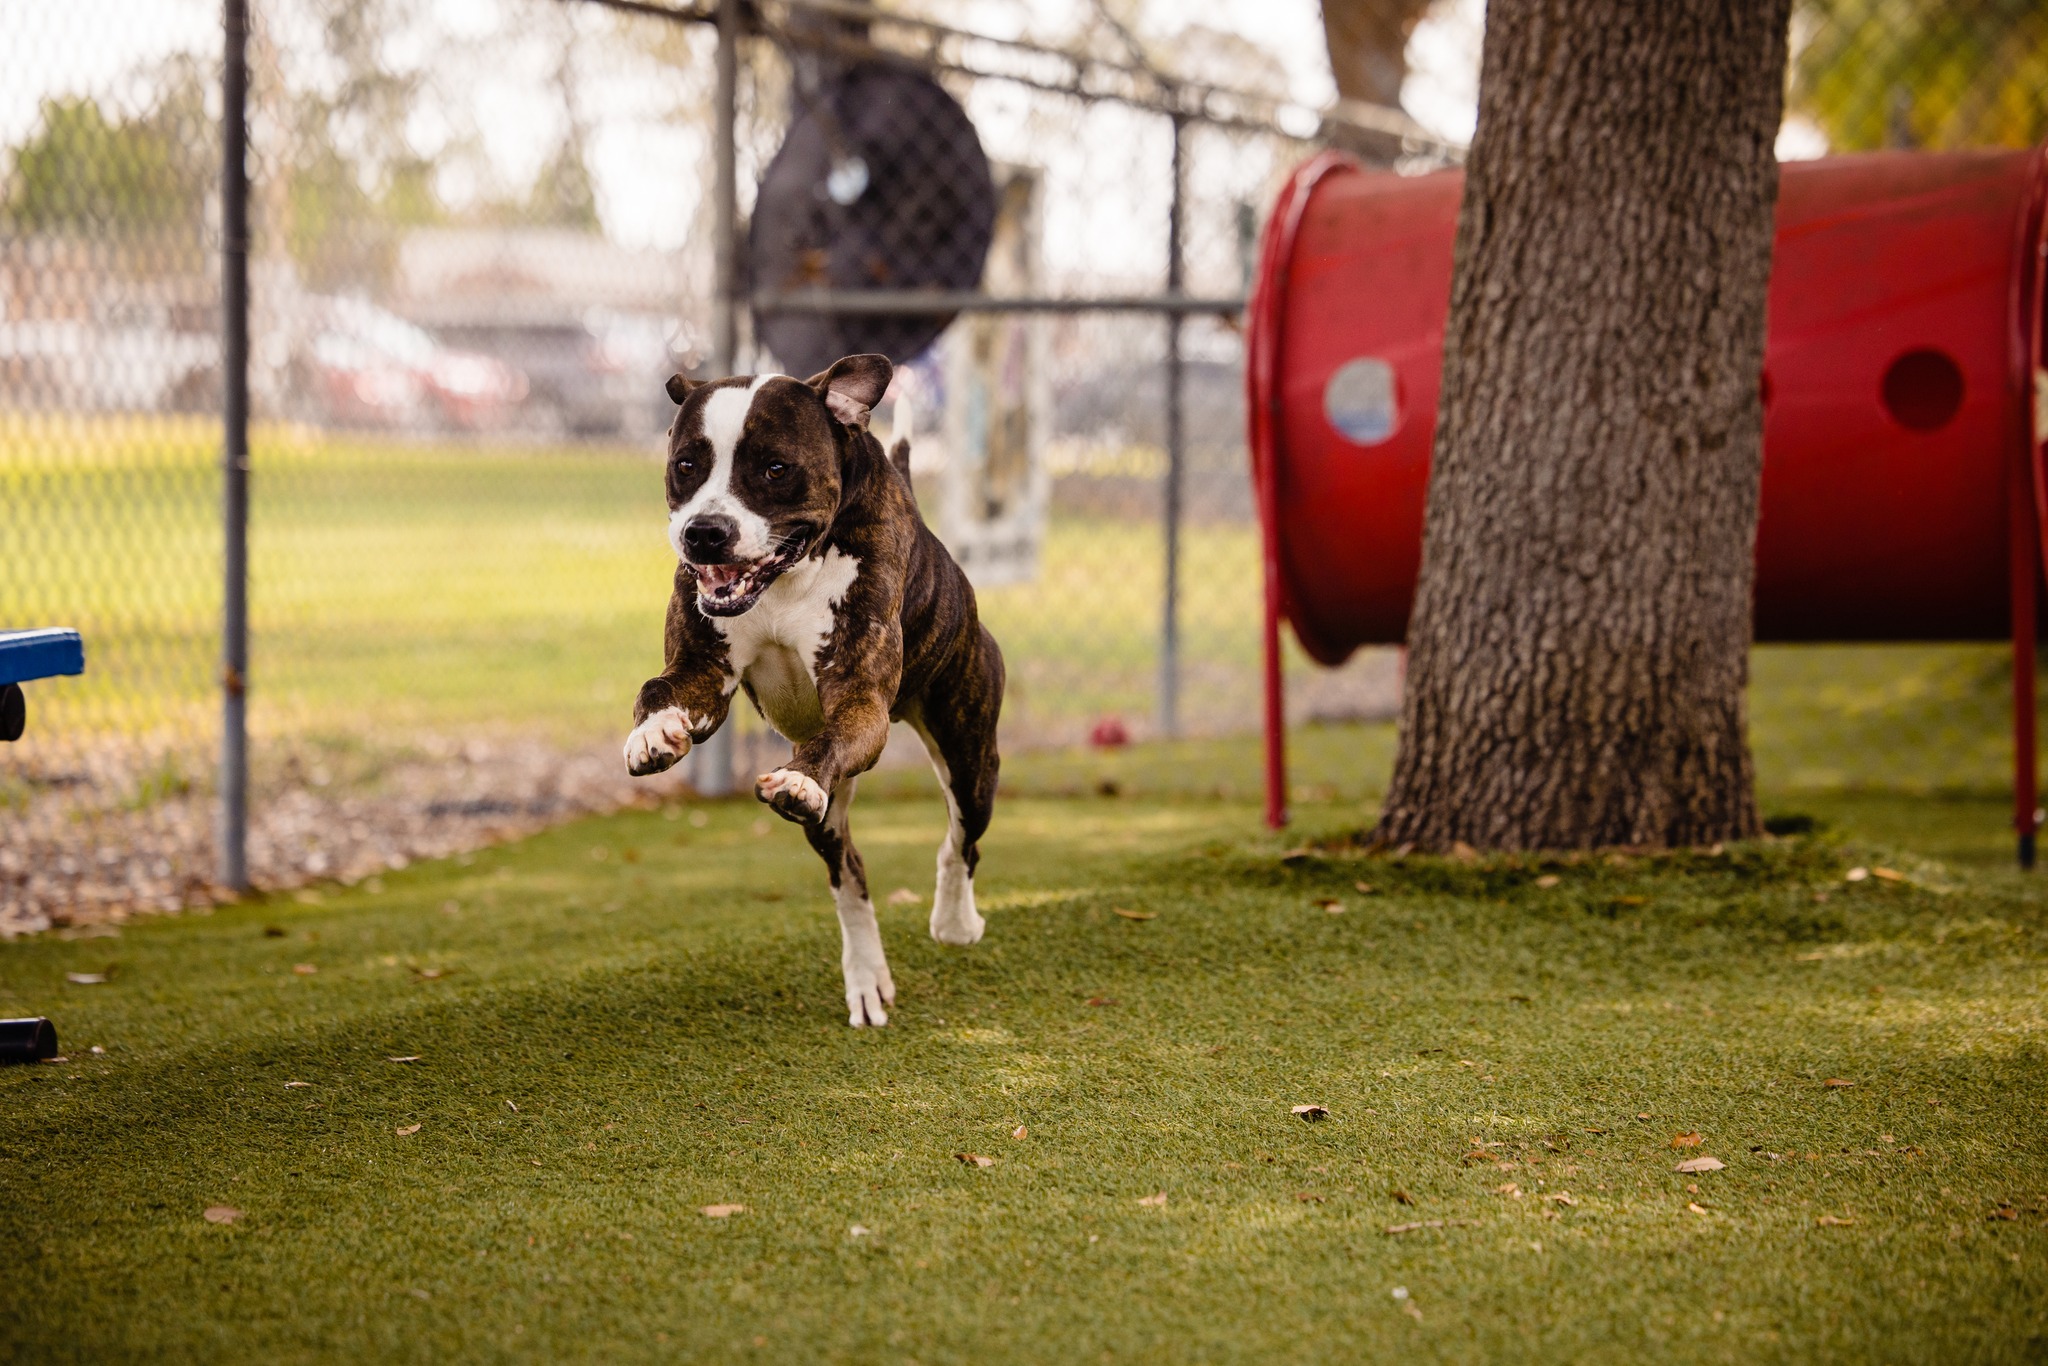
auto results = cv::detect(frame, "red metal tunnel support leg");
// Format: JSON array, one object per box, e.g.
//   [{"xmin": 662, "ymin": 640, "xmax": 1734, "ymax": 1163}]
[
  {"xmin": 2011, "ymin": 456, "xmax": 2040, "ymax": 871},
  {"xmin": 1262, "ymin": 545, "xmax": 1288, "ymax": 830}
]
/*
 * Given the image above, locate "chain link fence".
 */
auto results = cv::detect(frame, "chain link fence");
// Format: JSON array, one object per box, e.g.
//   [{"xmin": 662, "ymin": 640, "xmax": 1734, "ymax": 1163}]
[{"xmin": 3, "ymin": 0, "xmax": 2043, "ymax": 933}]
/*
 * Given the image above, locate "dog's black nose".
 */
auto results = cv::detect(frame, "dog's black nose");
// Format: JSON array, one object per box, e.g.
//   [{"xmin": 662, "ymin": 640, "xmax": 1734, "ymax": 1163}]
[{"xmin": 682, "ymin": 515, "xmax": 739, "ymax": 561}]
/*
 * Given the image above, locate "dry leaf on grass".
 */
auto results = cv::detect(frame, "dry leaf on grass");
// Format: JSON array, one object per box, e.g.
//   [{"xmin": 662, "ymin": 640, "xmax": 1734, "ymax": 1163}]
[
  {"xmin": 1112, "ymin": 908, "xmax": 1156, "ymax": 921},
  {"xmin": 1292, "ymin": 1104, "xmax": 1330, "ymax": 1121},
  {"xmin": 1353, "ymin": 881, "xmax": 1376, "ymax": 895},
  {"xmin": 1687, "ymin": 1202, "xmax": 1709, "ymax": 1215},
  {"xmin": 1314, "ymin": 898, "xmax": 1344, "ymax": 914},
  {"xmin": 1817, "ymin": 1214, "xmax": 1856, "ymax": 1226},
  {"xmin": 1675, "ymin": 1156, "xmax": 1725, "ymax": 1174},
  {"xmin": 887, "ymin": 888, "xmax": 920, "ymax": 906},
  {"xmin": 1845, "ymin": 867, "xmax": 1869, "ymax": 882},
  {"xmin": 1012, "ymin": 1125, "xmax": 1028, "ymax": 1140},
  {"xmin": 1671, "ymin": 1132, "xmax": 1703, "ymax": 1148},
  {"xmin": 387, "ymin": 1056, "xmax": 422, "ymax": 1064},
  {"xmin": 1137, "ymin": 1192, "xmax": 1167, "ymax": 1207},
  {"xmin": 1991, "ymin": 1206, "xmax": 2019, "ymax": 1221},
  {"xmin": 1084, "ymin": 996, "xmax": 1117, "ymax": 1007},
  {"xmin": 1534, "ymin": 875, "xmax": 1561, "ymax": 889},
  {"xmin": 65, "ymin": 972, "xmax": 106, "ymax": 985},
  {"xmin": 1549, "ymin": 1193, "xmax": 1578, "ymax": 1207},
  {"xmin": 849, "ymin": 1224, "xmax": 873, "ymax": 1237},
  {"xmin": 1449, "ymin": 841, "xmax": 1479, "ymax": 863},
  {"xmin": 1296, "ymin": 1192, "xmax": 1325, "ymax": 1203},
  {"xmin": 955, "ymin": 1153, "xmax": 996, "ymax": 1168},
  {"xmin": 1824, "ymin": 1078, "xmax": 1855, "ymax": 1089},
  {"xmin": 292, "ymin": 963, "xmax": 318, "ymax": 975},
  {"xmin": 396, "ymin": 1124, "xmax": 421, "ymax": 1136},
  {"xmin": 1392, "ymin": 1189, "xmax": 1415, "ymax": 1206},
  {"xmin": 1493, "ymin": 1183, "xmax": 1522, "ymax": 1198},
  {"xmin": 203, "ymin": 1206, "xmax": 242, "ymax": 1224},
  {"xmin": 284, "ymin": 1081, "xmax": 311, "ymax": 1089},
  {"xmin": 700, "ymin": 1204, "xmax": 746, "ymax": 1218},
  {"xmin": 1871, "ymin": 867, "xmax": 1906, "ymax": 882}
]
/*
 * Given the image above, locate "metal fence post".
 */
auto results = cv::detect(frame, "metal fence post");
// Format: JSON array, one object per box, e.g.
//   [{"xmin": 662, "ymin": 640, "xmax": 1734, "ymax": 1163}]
[
  {"xmin": 691, "ymin": 0, "xmax": 740, "ymax": 798},
  {"xmin": 1160, "ymin": 110, "xmax": 1186, "ymax": 738},
  {"xmin": 219, "ymin": 0, "xmax": 251, "ymax": 891}
]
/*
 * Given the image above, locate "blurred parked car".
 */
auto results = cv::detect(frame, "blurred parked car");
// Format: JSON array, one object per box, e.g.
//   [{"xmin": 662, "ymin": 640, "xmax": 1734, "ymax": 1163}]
[
  {"xmin": 294, "ymin": 297, "xmax": 526, "ymax": 433},
  {"xmin": 426, "ymin": 308, "xmax": 670, "ymax": 438}
]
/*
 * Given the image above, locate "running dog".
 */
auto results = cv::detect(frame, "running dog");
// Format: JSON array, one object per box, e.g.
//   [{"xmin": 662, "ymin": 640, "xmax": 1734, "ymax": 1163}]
[{"xmin": 623, "ymin": 354, "xmax": 1004, "ymax": 1027}]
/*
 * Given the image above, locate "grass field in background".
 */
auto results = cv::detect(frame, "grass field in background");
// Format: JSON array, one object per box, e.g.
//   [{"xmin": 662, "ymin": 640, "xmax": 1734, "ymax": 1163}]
[
  {"xmin": 1, "ymin": 776, "xmax": 2043, "ymax": 1361},
  {"xmin": 0, "ymin": 416, "xmax": 2028, "ymax": 798}
]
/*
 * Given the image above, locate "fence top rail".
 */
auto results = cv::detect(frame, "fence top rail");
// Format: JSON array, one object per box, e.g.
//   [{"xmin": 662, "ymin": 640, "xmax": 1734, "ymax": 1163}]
[{"xmin": 561, "ymin": 0, "xmax": 1464, "ymax": 158}]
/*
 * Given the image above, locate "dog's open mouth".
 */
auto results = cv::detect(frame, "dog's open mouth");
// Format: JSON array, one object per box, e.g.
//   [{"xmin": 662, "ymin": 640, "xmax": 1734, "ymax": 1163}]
[{"xmin": 688, "ymin": 541, "xmax": 806, "ymax": 617}]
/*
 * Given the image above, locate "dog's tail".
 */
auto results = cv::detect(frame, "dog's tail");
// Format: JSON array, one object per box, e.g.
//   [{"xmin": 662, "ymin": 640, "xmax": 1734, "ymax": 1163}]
[{"xmin": 892, "ymin": 387, "xmax": 917, "ymax": 505}]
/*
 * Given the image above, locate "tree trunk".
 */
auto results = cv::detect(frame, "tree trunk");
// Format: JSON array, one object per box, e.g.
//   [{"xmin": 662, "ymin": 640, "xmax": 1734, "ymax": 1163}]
[{"xmin": 1375, "ymin": 0, "xmax": 1792, "ymax": 852}]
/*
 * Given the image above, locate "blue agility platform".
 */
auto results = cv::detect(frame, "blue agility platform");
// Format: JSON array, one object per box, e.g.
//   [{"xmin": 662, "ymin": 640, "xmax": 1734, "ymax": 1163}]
[
  {"xmin": 0, "ymin": 628, "xmax": 84, "ymax": 743},
  {"xmin": 0, "ymin": 629, "xmax": 85, "ymax": 687}
]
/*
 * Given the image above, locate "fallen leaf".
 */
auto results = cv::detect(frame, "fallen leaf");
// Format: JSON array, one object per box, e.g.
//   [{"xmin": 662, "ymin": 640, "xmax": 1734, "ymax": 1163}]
[
  {"xmin": 291, "ymin": 963, "xmax": 318, "ymax": 976},
  {"xmin": 1292, "ymin": 1104, "xmax": 1330, "ymax": 1121},
  {"xmin": 1687, "ymin": 1202, "xmax": 1709, "ymax": 1215},
  {"xmin": 849, "ymin": 1224, "xmax": 873, "ymax": 1237},
  {"xmin": 1637, "ymin": 1112, "xmax": 1653, "ymax": 1120},
  {"xmin": 1295, "ymin": 1192, "xmax": 1325, "ymax": 1203},
  {"xmin": 887, "ymin": 888, "xmax": 921, "ymax": 906},
  {"xmin": 1675, "ymin": 1156, "xmax": 1726, "ymax": 1174},
  {"xmin": 1448, "ymin": 841, "xmax": 1479, "ymax": 863},
  {"xmin": 1012, "ymin": 1125, "xmax": 1027, "ymax": 1140},
  {"xmin": 1353, "ymin": 881, "xmax": 1376, "ymax": 894},
  {"xmin": 1534, "ymin": 874, "xmax": 1561, "ymax": 889},
  {"xmin": 387, "ymin": 1056, "xmax": 422, "ymax": 1064},
  {"xmin": 1392, "ymin": 1189, "xmax": 1415, "ymax": 1206},
  {"xmin": 1845, "ymin": 867, "xmax": 1870, "ymax": 882},
  {"xmin": 506, "ymin": 1100, "xmax": 519, "ymax": 1112},
  {"xmin": 1385, "ymin": 1221, "xmax": 1435, "ymax": 1235},
  {"xmin": 65, "ymin": 972, "xmax": 106, "ymax": 986},
  {"xmin": 1549, "ymin": 1193, "xmax": 1578, "ymax": 1207},
  {"xmin": 1112, "ymin": 907, "xmax": 1156, "ymax": 921},
  {"xmin": 1824, "ymin": 1078, "xmax": 1855, "ymax": 1089},
  {"xmin": 700, "ymin": 1204, "xmax": 746, "ymax": 1218},
  {"xmin": 1403, "ymin": 1304, "xmax": 1424, "ymax": 1321},
  {"xmin": 203, "ymin": 1206, "xmax": 242, "ymax": 1225},
  {"xmin": 1817, "ymin": 1214, "xmax": 1856, "ymax": 1226},
  {"xmin": 1671, "ymin": 1132, "xmax": 1703, "ymax": 1148},
  {"xmin": 1493, "ymin": 1183, "xmax": 1522, "ymax": 1198},
  {"xmin": 1990, "ymin": 1206, "xmax": 2019, "ymax": 1222},
  {"xmin": 1871, "ymin": 867, "xmax": 1906, "ymax": 882},
  {"xmin": 395, "ymin": 1123, "xmax": 421, "ymax": 1136},
  {"xmin": 1084, "ymin": 997, "xmax": 1117, "ymax": 1007},
  {"xmin": 1136, "ymin": 1192, "xmax": 1167, "ymax": 1207},
  {"xmin": 1314, "ymin": 898, "xmax": 1344, "ymax": 914},
  {"xmin": 284, "ymin": 1081, "xmax": 311, "ymax": 1089},
  {"xmin": 955, "ymin": 1153, "xmax": 996, "ymax": 1168}
]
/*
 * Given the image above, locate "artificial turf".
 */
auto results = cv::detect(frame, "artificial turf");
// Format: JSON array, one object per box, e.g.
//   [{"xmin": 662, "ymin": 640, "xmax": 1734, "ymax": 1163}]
[{"xmin": 2, "ymin": 777, "xmax": 2046, "ymax": 1362}]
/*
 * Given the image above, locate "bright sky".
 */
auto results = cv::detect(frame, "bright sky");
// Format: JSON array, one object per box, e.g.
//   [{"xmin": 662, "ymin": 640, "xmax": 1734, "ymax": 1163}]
[{"xmin": 0, "ymin": 0, "xmax": 1835, "ymax": 265}]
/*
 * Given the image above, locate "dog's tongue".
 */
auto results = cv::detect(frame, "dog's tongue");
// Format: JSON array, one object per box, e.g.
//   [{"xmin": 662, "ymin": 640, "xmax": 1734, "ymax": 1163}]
[{"xmin": 697, "ymin": 563, "xmax": 745, "ymax": 594}]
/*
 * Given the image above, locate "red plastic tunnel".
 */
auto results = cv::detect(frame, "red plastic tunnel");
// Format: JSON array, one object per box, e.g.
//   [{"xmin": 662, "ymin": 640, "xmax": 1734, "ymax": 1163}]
[{"xmin": 1246, "ymin": 146, "xmax": 2048, "ymax": 834}]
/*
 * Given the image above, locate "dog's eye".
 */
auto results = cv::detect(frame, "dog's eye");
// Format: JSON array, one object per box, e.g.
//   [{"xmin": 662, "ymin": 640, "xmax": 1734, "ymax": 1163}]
[
  {"xmin": 764, "ymin": 461, "xmax": 787, "ymax": 480},
  {"xmin": 675, "ymin": 456, "xmax": 696, "ymax": 473}
]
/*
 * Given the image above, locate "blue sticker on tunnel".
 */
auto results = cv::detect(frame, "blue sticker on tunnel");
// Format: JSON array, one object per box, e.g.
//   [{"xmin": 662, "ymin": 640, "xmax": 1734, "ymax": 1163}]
[{"xmin": 1324, "ymin": 357, "xmax": 1399, "ymax": 445}]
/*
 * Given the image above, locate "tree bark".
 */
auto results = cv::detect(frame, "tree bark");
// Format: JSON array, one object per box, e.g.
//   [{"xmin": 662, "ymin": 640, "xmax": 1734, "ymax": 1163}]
[{"xmin": 1375, "ymin": 0, "xmax": 1792, "ymax": 852}]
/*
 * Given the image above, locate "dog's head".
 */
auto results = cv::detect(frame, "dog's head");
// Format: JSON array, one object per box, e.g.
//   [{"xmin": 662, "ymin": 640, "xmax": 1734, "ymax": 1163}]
[{"xmin": 661, "ymin": 353, "xmax": 892, "ymax": 616}]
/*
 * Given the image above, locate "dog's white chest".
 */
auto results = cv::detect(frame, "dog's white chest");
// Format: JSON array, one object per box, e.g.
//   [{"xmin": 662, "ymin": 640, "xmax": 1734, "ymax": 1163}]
[{"xmin": 711, "ymin": 549, "xmax": 860, "ymax": 743}]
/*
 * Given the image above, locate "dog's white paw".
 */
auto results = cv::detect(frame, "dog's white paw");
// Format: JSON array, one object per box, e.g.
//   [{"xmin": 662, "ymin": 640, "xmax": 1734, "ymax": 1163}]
[
  {"xmin": 624, "ymin": 707, "xmax": 692, "ymax": 776},
  {"xmin": 929, "ymin": 861, "xmax": 984, "ymax": 946},
  {"xmin": 842, "ymin": 951, "xmax": 895, "ymax": 1027},
  {"xmin": 756, "ymin": 767, "xmax": 828, "ymax": 824}
]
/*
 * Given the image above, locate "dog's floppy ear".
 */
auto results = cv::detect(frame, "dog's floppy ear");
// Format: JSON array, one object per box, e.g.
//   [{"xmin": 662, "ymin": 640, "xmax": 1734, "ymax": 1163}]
[
  {"xmin": 804, "ymin": 354, "xmax": 892, "ymax": 429},
  {"xmin": 665, "ymin": 373, "xmax": 704, "ymax": 405}
]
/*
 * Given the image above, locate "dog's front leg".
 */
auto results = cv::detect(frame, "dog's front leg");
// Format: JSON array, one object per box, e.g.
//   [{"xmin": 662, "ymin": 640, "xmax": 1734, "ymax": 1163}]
[
  {"xmin": 754, "ymin": 685, "xmax": 892, "ymax": 826},
  {"xmin": 624, "ymin": 577, "xmax": 734, "ymax": 777}
]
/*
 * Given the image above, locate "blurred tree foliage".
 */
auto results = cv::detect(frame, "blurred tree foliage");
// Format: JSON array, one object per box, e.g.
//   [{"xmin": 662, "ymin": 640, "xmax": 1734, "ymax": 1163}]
[
  {"xmin": 3, "ymin": 58, "xmax": 213, "ymax": 241},
  {"xmin": 1792, "ymin": 0, "xmax": 2047, "ymax": 150}
]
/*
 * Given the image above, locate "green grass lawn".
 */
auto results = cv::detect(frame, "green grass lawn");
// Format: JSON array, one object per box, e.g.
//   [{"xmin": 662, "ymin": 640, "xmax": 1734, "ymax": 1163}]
[{"xmin": 4, "ymin": 757, "xmax": 2045, "ymax": 1362}]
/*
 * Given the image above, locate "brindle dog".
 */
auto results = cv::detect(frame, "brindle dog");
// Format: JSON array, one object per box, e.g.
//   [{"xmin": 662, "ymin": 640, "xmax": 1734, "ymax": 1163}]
[{"xmin": 623, "ymin": 354, "xmax": 1004, "ymax": 1026}]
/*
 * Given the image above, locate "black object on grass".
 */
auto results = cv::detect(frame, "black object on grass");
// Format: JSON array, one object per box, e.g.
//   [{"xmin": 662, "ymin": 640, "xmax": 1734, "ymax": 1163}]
[{"xmin": 0, "ymin": 1017, "xmax": 58, "ymax": 1064}]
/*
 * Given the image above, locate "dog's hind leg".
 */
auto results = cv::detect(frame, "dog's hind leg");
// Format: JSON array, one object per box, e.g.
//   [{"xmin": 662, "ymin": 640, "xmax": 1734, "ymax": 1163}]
[
  {"xmin": 912, "ymin": 626, "xmax": 1003, "ymax": 947},
  {"xmin": 804, "ymin": 777, "xmax": 893, "ymax": 1026}
]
